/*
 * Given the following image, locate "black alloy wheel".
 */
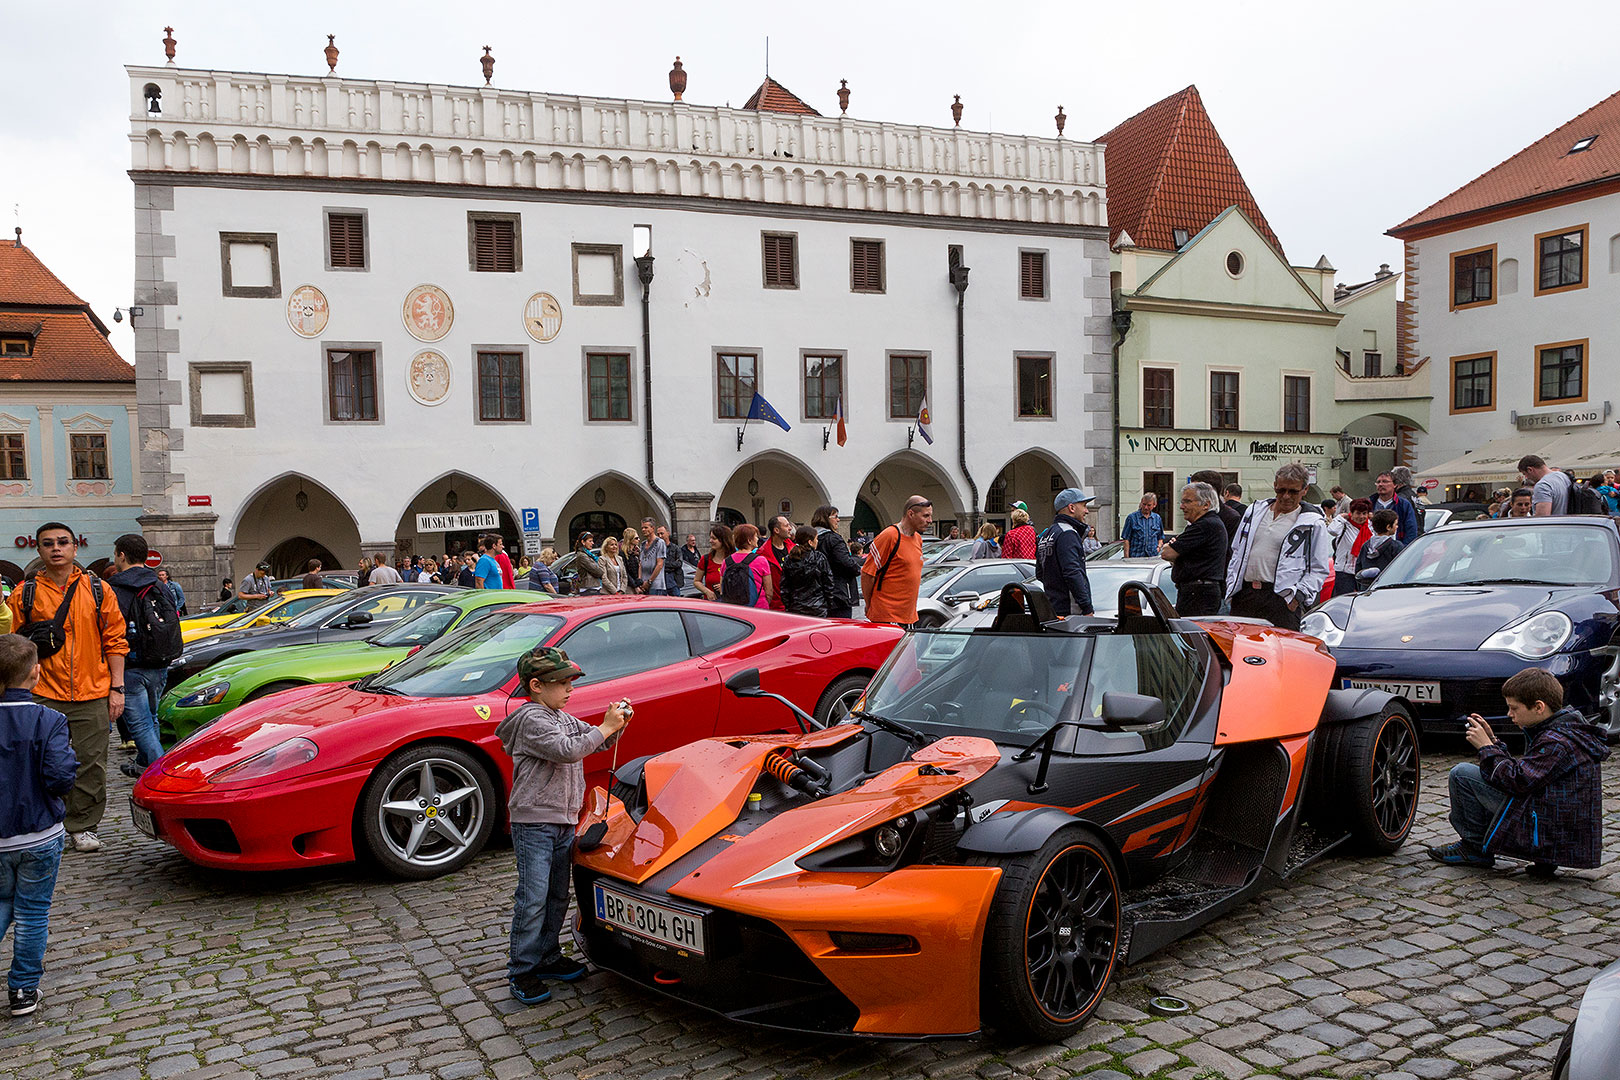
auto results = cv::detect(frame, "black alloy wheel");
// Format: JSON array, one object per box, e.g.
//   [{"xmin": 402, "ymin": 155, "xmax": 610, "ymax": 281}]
[{"xmin": 1369, "ymin": 708, "xmax": 1419, "ymax": 839}]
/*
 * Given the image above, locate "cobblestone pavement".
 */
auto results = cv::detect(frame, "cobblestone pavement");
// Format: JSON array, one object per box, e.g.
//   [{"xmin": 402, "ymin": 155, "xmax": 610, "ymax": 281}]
[{"xmin": 2, "ymin": 749, "xmax": 1615, "ymax": 1080}]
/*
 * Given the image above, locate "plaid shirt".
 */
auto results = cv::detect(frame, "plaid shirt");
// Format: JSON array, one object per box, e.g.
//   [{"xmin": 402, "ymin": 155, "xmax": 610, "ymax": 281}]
[{"xmin": 1480, "ymin": 707, "xmax": 1610, "ymax": 868}]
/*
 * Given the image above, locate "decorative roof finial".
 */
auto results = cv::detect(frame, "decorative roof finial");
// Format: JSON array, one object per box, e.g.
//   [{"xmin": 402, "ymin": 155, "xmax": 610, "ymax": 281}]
[
  {"xmin": 1055, "ymin": 105, "xmax": 1066, "ymax": 137},
  {"xmin": 669, "ymin": 56, "xmax": 686, "ymax": 101},
  {"xmin": 324, "ymin": 34, "xmax": 339, "ymax": 74},
  {"xmin": 951, "ymin": 94, "xmax": 963, "ymax": 127},
  {"xmin": 162, "ymin": 26, "xmax": 177, "ymax": 64},
  {"xmin": 837, "ymin": 79, "xmax": 850, "ymax": 115},
  {"xmin": 480, "ymin": 46, "xmax": 495, "ymax": 86},
  {"xmin": 13, "ymin": 227, "xmax": 21, "ymax": 249}
]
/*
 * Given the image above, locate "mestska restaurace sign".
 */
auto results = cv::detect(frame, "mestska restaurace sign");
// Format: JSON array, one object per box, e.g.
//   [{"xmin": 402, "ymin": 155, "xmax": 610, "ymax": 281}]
[
  {"xmin": 416, "ymin": 510, "xmax": 500, "ymax": 532},
  {"xmin": 1248, "ymin": 440, "xmax": 1327, "ymax": 458}
]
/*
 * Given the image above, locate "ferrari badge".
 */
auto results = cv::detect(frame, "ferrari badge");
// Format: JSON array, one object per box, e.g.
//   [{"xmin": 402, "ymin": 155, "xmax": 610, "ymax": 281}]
[{"xmin": 474, "ymin": 705, "xmax": 491, "ymax": 720}]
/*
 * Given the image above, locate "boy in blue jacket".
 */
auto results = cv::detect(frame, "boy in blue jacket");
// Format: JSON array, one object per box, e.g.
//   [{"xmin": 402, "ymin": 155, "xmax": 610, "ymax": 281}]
[
  {"xmin": 0, "ymin": 634, "xmax": 78, "ymax": 1017},
  {"xmin": 1429, "ymin": 667, "xmax": 1609, "ymax": 877}
]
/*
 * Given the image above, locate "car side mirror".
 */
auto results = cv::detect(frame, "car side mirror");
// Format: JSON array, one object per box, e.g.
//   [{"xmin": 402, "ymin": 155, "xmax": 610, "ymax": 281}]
[
  {"xmin": 943, "ymin": 591, "xmax": 981, "ymax": 607},
  {"xmin": 344, "ymin": 611, "xmax": 374, "ymax": 627},
  {"xmin": 1099, "ymin": 691, "xmax": 1165, "ymax": 729},
  {"xmin": 724, "ymin": 667, "xmax": 763, "ymax": 698},
  {"xmin": 1356, "ymin": 567, "xmax": 1381, "ymax": 584}
]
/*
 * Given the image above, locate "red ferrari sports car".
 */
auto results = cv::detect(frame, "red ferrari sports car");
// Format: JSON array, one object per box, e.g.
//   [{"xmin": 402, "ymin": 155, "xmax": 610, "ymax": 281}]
[{"xmin": 130, "ymin": 597, "xmax": 901, "ymax": 879}]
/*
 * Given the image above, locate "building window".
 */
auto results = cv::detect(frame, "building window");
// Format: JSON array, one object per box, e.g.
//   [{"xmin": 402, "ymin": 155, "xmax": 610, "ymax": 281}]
[
  {"xmin": 1450, "ymin": 353, "xmax": 1496, "ymax": 414},
  {"xmin": 572, "ymin": 243, "xmax": 624, "ymax": 306},
  {"xmin": 1143, "ymin": 368, "xmax": 1174, "ymax": 428},
  {"xmin": 1362, "ymin": 352, "xmax": 1382, "ymax": 377},
  {"xmin": 1283, "ymin": 376, "xmax": 1311, "ymax": 433},
  {"xmin": 986, "ymin": 473, "xmax": 1008, "ymax": 515},
  {"xmin": 762, "ymin": 233, "xmax": 798, "ymax": 289},
  {"xmin": 802, "ymin": 354, "xmax": 843, "ymax": 420},
  {"xmin": 1451, "ymin": 245, "xmax": 1495, "ymax": 309},
  {"xmin": 716, "ymin": 352, "xmax": 759, "ymax": 419},
  {"xmin": 0, "ymin": 432, "xmax": 25, "ymax": 480},
  {"xmin": 1225, "ymin": 250, "xmax": 1245, "ymax": 277},
  {"xmin": 850, "ymin": 239, "xmax": 885, "ymax": 293},
  {"xmin": 328, "ymin": 349, "xmax": 378, "ymax": 421},
  {"xmin": 586, "ymin": 353, "xmax": 632, "ymax": 421},
  {"xmin": 219, "ymin": 232, "xmax": 281, "ymax": 298},
  {"xmin": 477, "ymin": 351, "xmax": 525, "ymax": 422},
  {"xmin": 1353, "ymin": 447, "xmax": 1369, "ymax": 473},
  {"xmin": 189, "ymin": 361, "xmax": 256, "ymax": 428},
  {"xmin": 888, "ymin": 353, "xmax": 928, "ymax": 419},
  {"xmin": 1, "ymin": 337, "xmax": 32, "ymax": 357},
  {"xmin": 468, "ymin": 213, "xmax": 520, "ymax": 273},
  {"xmin": 1536, "ymin": 340, "xmax": 1586, "ymax": 405},
  {"xmin": 1016, "ymin": 355, "xmax": 1053, "ymax": 418},
  {"xmin": 1143, "ymin": 472, "xmax": 1176, "ymax": 527},
  {"xmin": 1209, "ymin": 372, "xmax": 1239, "ymax": 430},
  {"xmin": 1019, "ymin": 250, "xmax": 1047, "ymax": 299},
  {"xmin": 70, "ymin": 433, "xmax": 108, "ymax": 480},
  {"xmin": 1535, "ymin": 226, "xmax": 1587, "ymax": 294},
  {"xmin": 325, "ymin": 210, "xmax": 367, "ymax": 270}
]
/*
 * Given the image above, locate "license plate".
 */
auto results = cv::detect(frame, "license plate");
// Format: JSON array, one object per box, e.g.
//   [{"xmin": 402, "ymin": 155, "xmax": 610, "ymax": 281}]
[
  {"xmin": 130, "ymin": 798, "xmax": 156, "ymax": 838},
  {"xmin": 1343, "ymin": 678, "xmax": 1441, "ymax": 702},
  {"xmin": 593, "ymin": 883, "xmax": 706, "ymax": 955}
]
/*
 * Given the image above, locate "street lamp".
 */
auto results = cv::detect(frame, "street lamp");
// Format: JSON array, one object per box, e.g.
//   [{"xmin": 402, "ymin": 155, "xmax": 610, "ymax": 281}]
[
  {"xmin": 633, "ymin": 225, "xmax": 654, "ymax": 286},
  {"xmin": 1332, "ymin": 430, "xmax": 1355, "ymax": 468}
]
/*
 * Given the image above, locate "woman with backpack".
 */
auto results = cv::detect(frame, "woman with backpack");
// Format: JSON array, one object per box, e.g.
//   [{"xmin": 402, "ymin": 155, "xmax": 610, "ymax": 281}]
[
  {"xmin": 694, "ymin": 524, "xmax": 735, "ymax": 601},
  {"xmin": 719, "ymin": 525, "xmax": 775, "ymax": 608},
  {"xmin": 598, "ymin": 537, "xmax": 629, "ymax": 595},
  {"xmin": 780, "ymin": 526, "xmax": 837, "ymax": 617}
]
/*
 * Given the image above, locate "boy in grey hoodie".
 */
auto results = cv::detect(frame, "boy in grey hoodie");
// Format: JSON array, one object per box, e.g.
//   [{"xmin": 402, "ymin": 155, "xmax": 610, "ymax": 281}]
[{"xmin": 495, "ymin": 646, "xmax": 629, "ymax": 1005}]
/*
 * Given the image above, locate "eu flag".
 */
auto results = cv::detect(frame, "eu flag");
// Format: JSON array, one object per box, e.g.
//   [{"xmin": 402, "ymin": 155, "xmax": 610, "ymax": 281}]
[{"xmin": 746, "ymin": 392, "xmax": 792, "ymax": 432}]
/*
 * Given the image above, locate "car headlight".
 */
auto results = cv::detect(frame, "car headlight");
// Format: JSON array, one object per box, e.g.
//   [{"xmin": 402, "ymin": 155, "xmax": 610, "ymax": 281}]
[
  {"xmin": 206, "ymin": 737, "xmax": 318, "ymax": 784},
  {"xmin": 1480, "ymin": 611, "xmax": 1573, "ymax": 660},
  {"xmin": 1300, "ymin": 610, "xmax": 1345, "ymax": 648},
  {"xmin": 176, "ymin": 681, "xmax": 230, "ymax": 708}
]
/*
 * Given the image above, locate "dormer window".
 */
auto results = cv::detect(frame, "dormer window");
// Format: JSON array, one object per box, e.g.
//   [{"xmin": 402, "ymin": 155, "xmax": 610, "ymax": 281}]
[
  {"xmin": 1171, "ymin": 228, "xmax": 1191, "ymax": 248},
  {"xmin": 1569, "ymin": 134, "xmax": 1597, "ymax": 154},
  {"xmin": 1, "ymin": 337, "xmax": 32, "ymax": 358}
]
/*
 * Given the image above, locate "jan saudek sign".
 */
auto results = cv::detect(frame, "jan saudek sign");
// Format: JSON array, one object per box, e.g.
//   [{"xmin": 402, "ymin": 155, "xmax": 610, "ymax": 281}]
[{"xmin": 416, "ymin": 510, "xmax": 499, "ymax": 532}]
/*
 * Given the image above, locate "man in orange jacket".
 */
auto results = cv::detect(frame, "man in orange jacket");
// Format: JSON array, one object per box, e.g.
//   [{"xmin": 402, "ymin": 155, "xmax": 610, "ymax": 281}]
[{"xmin": 6, "ymin": 523, "xmax": 128, "ymax": 853}]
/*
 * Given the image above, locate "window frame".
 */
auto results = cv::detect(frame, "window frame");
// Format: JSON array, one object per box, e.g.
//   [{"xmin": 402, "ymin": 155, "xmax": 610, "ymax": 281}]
[
  {"xmin": 0, "ymin": 430, "xmax": 27, "ymax": 481},
  {"xmin": 323, "ymin": 208, "xmax": 369, "ymax": 272},
  {"xmin": 1282, "ymin": 374, "xmax": 1311, "ymax": 434},
  {"xmin": 69, "ymin": 432, "xmax": 109, "ymax": 481},
  {"xmin": 1533, "ymin": 224, "xmax": 1588, "ymax": 297},
  {"xmin": 1362, "ymin": 351, "xmax": 1383, "ymax": 378},
  {"xmin": 1449, "ymin": 352, "xmax": 1496, "ymax": 415},
  {"xmin": 1142, "ymin": 366, "xmax": 1175, "ymax": 429},
  {"xmin": 1534, "ymin": 339, "xmax": 1588, "ymax": 407},
  {"xmin": 323, "ymin": 341, "xmax": 383, "ymax": 424},
  {"xmin": 188, "ymin": 361, "xmax": 257, "ymax": 428},
  {"xmin": 1019, "ymin": 249, "xmax": 1049, "ymax": 301},
  {"xmin": 467, "ymin": 212, "xmax": 522, "ymax": 273},
  {"xmin": 761, "ymin": 232, "xmax": 799, "ymax": 289},
  {"xmin": 850, "ymin": 238, "xmax": 886, "ymax": 294},
  {"xmin": 801, "ymin": 351, "xmax": 846, "ymax": 422},
  {"xmin": 1449, "ymin": 243, "xmax": 1497, "ymax": 311},
  {"xmin": 571, "ymin": 243, "xmax": 625, "ymax": 306},
  {"xmin": 218, "ymin": 231, "xmax": 281, "ymax": 298},
  {"xmin": 473, "ymin": 346, "xmax": 529, "ymax": 424},
  {"xmin": 714, "ymin": 349, "xmax": 761, "ymax": 421},
  {"xmin": 583, "ymin": 349, "xmax": 636, "ymax": 424},
  {"xmin": 1208, "ymin": 370, "xmax": 1240, "ymax": 431},
  {"xmin": 1, "ymin": 336, "xmax": 34, "ymax": 358},
  {"xmin": 1015, "ymin": 353, "xmax": 1055, "ymax": 420},
  {"xmin": 886, "ymin": 351, "xmax": 931, "ymax": 420},
  {"xmin": 1353, "ymin": 447, "xmax": 1369, "ymax": 473}
]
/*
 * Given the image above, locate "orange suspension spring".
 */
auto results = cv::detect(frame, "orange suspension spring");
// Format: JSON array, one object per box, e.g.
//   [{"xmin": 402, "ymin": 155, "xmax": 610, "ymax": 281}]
[{"xmin": 763, "ymin": 751, "xmax": 803, "ymax": 788}]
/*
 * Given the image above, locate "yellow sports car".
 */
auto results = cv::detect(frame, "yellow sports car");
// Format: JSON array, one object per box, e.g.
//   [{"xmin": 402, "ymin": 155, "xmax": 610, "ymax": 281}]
[{"xmin": 180, "ymin": 589, "xmax": 344, "ymax": 644}]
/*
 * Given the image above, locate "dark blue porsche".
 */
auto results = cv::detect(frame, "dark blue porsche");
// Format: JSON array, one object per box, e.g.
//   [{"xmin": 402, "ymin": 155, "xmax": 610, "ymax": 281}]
[{"xmin": 1302, "ymin": 517, "xmax": 1620, "ymax": 740}]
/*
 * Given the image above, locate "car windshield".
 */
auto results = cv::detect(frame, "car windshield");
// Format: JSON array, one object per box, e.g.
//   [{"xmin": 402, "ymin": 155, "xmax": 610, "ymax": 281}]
[
  {"xmin": 917, "ymin": 566, "xmax": 961, "ymax": 598},
  {"xmin": 283, "ymin": 591, "xmax": 365, "ymax": 628},
  {"xmin": 368, "ymin": 601, "xmax": 464, "ymax": 647},
  {"xmin": 364, "ymin": 611, "xmax": 565, "ymax": 697},
  {"xmin": 1372, "ymin": 523, "xmax": 1618, "ymax": 588}
]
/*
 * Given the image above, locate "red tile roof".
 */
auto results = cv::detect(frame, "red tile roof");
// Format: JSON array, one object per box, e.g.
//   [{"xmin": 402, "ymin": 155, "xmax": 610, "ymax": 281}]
[
  {"xmin": 742, "ymin": 77, "xmax": 821, "ymax": 117},
  {"xmin": 1096, "ymin": 85, "xmax": 1282, "ymax": 256},
  {"xmin": 1390, "ymin": 89, "xmax": 1620, "ymax": 237},
  {"xmin": 0, "ymin": 243, "xmax": 132, "ymax": 383}
]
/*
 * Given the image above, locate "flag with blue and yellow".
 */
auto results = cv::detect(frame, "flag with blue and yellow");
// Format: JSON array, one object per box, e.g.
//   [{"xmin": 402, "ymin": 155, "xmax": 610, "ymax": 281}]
[{"xmin": 746, "ymin": 392, "xmax": 792, "ymax": 432}]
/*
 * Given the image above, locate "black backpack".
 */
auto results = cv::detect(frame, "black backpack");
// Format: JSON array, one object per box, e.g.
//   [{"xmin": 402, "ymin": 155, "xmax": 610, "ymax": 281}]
[
  {"xmin": 126, "ymin": 581, "xmax": 184, "ymax": 665},
  {"xmin": 719, "ymin": 551, "xmax": 762, "ymax": 605},
  {"xmin": 1563, "ymin": 471, "xmax": 1607, "ymax": 516},
  {"xmin": 862, "ymin": 525, "xmax": 902, "ymax": 599}
]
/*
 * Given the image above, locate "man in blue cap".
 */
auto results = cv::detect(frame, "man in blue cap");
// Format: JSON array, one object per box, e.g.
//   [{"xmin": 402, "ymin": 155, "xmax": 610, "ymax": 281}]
[{"xmin": 1036, "ymin": 488, "xmax": 1096, "ymax": 616}]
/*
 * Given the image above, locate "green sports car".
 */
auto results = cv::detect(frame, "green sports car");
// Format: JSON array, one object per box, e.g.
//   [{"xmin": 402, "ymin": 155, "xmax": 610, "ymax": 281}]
[{"xmin": 158, "ymin": 590, "xmax": 532, "ymax": 743}]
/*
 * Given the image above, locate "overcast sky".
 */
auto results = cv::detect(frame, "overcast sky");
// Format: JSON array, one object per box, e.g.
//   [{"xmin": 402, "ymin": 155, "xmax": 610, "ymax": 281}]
[{"xmin": 6, "ymin": 1, "xmax": 1618, "ymax": 361}]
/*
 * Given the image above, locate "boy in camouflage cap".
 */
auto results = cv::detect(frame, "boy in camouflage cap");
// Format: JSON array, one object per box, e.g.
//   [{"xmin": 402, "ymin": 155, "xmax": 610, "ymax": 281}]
[{"xmin": 495, "ymin": 646, "xmax": 630, "ymax": 1005}]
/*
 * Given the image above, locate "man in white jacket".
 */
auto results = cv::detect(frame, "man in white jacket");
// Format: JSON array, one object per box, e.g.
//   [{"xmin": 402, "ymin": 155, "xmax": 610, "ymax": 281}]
[{"xmin": 1224, "ymin": 463, "xmax": 1331, "ymax": 630}]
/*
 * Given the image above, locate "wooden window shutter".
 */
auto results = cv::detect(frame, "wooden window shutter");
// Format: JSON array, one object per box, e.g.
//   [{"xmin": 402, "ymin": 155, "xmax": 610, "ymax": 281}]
[
  {"xmin": 474, "ymin": 218, "xmax": 515, "ymax": 272},
  {"xmin": 764, "ymin": 234, "xmax": 795, "ymax": 287},
  {"xmin": 1020, "ymin": 251, "xmax": 1046, "ymax": 298},
  {"xmin": 493, "ymin": 220, "xmax": 514, "ymax": 272},
  {"xmin": 852, "ymin": 240, "xmax": 883, "ymax": 292},
  {"xmin": 328, "ymin": 214, "xmax": 364, "ymax": 268}
]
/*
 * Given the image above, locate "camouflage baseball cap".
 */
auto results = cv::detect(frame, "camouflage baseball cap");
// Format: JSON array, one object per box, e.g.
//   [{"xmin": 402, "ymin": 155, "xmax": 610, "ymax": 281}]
[{"xmin": 518, "ymin": 646, "xmax": 585, "ymax": 685}]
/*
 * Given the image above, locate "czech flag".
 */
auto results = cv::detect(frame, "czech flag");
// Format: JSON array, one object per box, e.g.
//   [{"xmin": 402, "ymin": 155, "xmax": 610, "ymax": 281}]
[
  {"xmin": 834, "ymin": 396, "xmax": 847, "ymax": 447},
  {"xmin": 746, "ymin": 391, "xmax": 791, "ymax": 432},
  {"xmin": 916, "ymin": 395, "xmax": 934, "ymax": 445}
]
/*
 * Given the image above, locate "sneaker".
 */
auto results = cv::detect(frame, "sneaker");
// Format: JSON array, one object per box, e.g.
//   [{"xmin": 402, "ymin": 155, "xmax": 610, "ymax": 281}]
[
  {"xmin": 120, "ymin": 762, "xmax": 145, "ymax": 779},
  {"xmin": 1527, "ymin": 861, "xmax": 1559, "ymax": 880},
  {"xmin": 120, "ymin": 740, "xmax": 136, "ymax": 752},
  {"xmin": 509, "ymin": 977, "xmax": 551, "ymax": 1005},
  {"xmin": 69, "ymin": 832, "xmax": 102, "ymax": 853},
  {"xmin": 532, "ymin": 956, "xmax": 587, "ymax": 982},
  {"xmin": 1427, "ymin": 841, "xmax": 1494, "ymax": 868},
  {"xmin": 8, "ymin": 988, "xmax": 40, "ymax": 1017}
]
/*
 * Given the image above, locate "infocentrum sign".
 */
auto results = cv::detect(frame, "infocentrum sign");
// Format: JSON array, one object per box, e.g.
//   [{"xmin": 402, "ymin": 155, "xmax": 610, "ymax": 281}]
[{"xmin": 416, "ymin": 510, "xmax": 500, "ymax": 532}]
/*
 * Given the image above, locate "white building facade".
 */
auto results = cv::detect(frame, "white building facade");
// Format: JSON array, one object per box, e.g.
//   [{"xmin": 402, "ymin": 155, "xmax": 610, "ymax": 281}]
[{"xmin": 126, "ymin": 61, "xmax": 1113, "ymax": 594}]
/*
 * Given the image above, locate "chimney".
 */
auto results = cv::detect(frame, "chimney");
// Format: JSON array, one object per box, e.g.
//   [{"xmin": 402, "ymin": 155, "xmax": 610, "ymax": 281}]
[{"xmin": 1376, "ymin": 263, "xmax": 1393, "ymax": 279}]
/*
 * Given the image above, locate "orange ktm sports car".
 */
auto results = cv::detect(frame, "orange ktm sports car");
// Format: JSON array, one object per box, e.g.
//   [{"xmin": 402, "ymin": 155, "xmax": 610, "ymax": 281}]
[{"xmin": 572, "ymin": 583, "xmax": 1422, "ymax": 1041}]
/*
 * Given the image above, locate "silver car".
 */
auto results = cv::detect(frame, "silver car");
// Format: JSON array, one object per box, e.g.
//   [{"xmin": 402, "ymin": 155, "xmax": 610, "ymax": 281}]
[
  {"xmin": 1082, "ymin": 557, "xmax": 1179, "ymax": 614},
  {"xmin": 913, "ymin": 559, "xmax": 1036, "ymax": 627}
]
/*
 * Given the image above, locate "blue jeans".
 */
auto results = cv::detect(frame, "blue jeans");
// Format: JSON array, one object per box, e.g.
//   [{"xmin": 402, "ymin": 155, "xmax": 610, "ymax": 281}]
[
  {"xmin": 122, "ymin": 666, "xmax": 168, "ymax": 767},
  {"xmin": 1449, "ymin": 761, "xmax": 1508, "ymax": 849},
  {"xmin": 509, "ymin": 822, "xmax": 574, "ymax": 980},
  {"xmin": 0, "ymin": 833, "xmax": 66, "ymax": 991}
]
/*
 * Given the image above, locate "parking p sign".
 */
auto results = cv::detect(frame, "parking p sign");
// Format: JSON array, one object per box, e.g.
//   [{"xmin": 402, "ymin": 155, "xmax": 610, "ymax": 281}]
[{"xmin": 520, "ymin": 508, "xmax": 540, "ymax": 533}]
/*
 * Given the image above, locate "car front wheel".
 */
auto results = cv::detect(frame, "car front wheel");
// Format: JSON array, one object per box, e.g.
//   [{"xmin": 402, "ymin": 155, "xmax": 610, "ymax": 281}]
[
  {"xmin": 978, "ymin": 828, "xmax": 1121, "ymax": 1041},
  {"xmin": 814, "ymin": 673, "xmax": 871, "ymax": 727},
  {"xmin": 1309, "ymin": 702, "xmax": 1421, "ymax": 854},
  {"xmin": 359, "ymin": 744, "xmax": 497, "ymax": 880}
]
